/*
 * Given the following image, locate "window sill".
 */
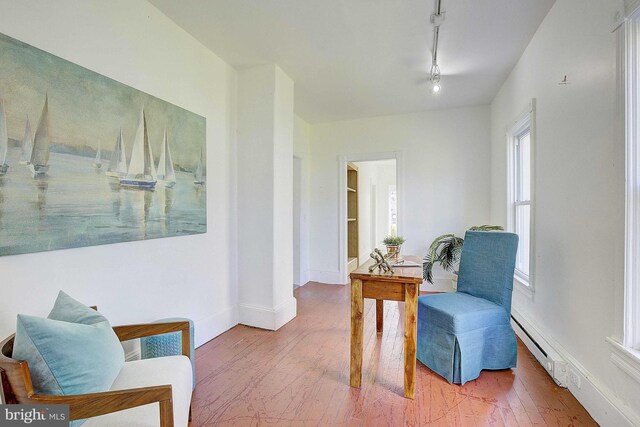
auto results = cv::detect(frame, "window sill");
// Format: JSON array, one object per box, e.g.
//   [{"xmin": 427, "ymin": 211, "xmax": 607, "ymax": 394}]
[
  {"xmin": 606, "ymin": 337, "xmax": 640, "ymax": 384},
  {"xmin": 513, "ymin": 275, "xmax": 534, "ymax": 299}
]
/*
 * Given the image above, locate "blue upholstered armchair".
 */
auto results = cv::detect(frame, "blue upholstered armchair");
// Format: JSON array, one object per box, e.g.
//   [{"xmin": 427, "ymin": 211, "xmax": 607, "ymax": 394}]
[{"xmin": 417, "ymin": 231, "xmax": 519, "ymax": 384}]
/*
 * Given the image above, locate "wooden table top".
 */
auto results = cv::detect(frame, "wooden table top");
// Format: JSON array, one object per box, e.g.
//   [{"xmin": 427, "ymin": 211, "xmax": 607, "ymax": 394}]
[{"xmin": 350, "ymin": 255, "xmax": 424, "ymax": 284}]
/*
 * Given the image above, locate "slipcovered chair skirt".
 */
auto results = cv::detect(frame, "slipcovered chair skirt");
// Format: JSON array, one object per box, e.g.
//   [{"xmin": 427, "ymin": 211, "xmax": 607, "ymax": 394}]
[{"xmin": 417, "ymin": 231, "xmax": 519, "ymax": 384}]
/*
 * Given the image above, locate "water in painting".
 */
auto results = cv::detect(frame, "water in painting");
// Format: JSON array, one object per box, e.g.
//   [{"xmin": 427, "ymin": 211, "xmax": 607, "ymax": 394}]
[{"xmin": 0, "ymin": 32, "xmax": 206, "ymax": 257}]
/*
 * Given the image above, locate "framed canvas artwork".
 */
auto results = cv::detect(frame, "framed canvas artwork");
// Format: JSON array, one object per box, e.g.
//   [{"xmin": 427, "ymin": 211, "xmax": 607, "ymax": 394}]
[{"xmin": 0, "ymin": 32, "xmax": 207, "ymax": 256}]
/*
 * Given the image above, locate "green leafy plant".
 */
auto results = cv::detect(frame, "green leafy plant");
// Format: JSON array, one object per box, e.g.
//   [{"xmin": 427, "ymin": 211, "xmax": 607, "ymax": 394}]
[
  {"xmin": 383, "ymin": 235, "xmax": 406, "ymax": 246},
  {"xmin": 422, "ymin": 225, "xmax": 503, "ymax": 283}
]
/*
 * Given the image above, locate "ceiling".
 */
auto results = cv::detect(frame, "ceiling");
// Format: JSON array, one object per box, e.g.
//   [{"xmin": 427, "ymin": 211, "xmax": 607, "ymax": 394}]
[{"xmin": 149, "ymin": 0, "xmax": 555, "ymax": 123}]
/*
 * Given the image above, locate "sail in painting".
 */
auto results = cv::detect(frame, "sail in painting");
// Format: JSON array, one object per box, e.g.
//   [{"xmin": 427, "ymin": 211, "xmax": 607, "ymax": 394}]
[
  {"xmin": 106, "ymin": 128, "xmax": 127, "ymax": 178},
  {"xmin": 157, "ymin": 129, "xmax": 176, "ymax": 188},
  {"xmin": 29, "ymin": 95, "xmax": 51, "ymax": 177},
  {"xmin": 19, "ymin": 116, "xmax": 33, "ymax": 165},
  {"xmin": 193, "ymin": 142, "xmax": 205, "ymax": 185},
  {"xmin": 94, "ymin": 141, "xmax": 102, "ymax": 168},
  {"xmin": 0, "ymin": 96, "xmax": 9, "ymax": 175},
  {"xmin": 120, "ymin": 108, "xmax": 156, "ymax": 189}
]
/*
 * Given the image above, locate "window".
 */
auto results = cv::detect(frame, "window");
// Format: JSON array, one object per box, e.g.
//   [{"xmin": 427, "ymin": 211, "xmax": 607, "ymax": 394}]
[
  {"xmin": 388, "ymin": 185, "xmax": 397, "ymax": 236},
  {"xmin": 507, "ymin": 102, "xmax": 534, "ymax": 288}
]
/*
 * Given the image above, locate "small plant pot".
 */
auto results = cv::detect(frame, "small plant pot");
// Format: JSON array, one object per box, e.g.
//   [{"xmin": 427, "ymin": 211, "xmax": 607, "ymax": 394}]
[{"xmin": 386, "ymin": 244, "xmax": 401, "ymax": 258}]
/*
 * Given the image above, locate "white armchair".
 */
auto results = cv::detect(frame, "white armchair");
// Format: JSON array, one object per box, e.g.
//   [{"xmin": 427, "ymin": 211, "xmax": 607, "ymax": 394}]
[{"xmin": 0, "ymin": 321, "xmax": 193, "ymax": 427}]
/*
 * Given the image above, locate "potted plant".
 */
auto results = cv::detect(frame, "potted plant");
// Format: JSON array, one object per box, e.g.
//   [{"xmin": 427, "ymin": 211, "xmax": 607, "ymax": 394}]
[
  {"xmin": 422, "ymin": 225, "xmax": 503, "ymax": 284},
  {"xmin": 383, "ymin": 235, "xmax": 406, "ymax": 257}
]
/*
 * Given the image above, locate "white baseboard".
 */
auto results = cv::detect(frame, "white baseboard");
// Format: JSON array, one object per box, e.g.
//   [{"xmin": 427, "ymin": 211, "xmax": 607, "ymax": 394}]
[
  {"xmin": 297, "ymin": 269, "xmax": 311, "ymax": 286},
  {"xmin": 274, "ymin": 297, "xmax": 297, "ymax": 330},
  {"xmin": 511, "ymin": 309, "xmax": 640, "ymax": 427},
  {"xmin": 309, "ymin": 270, "xmax": 345, "ymax": 284},
  {"xmin": 195, "ymin": 305, "xmax": 239, "ymax": 347},
  {"xmin": 120, "ymin": 305, "xmax": 238, "ymax": 361},
  {"xmin": 238, "ymin": 297, "xmax": 297, "ymax": 331}
]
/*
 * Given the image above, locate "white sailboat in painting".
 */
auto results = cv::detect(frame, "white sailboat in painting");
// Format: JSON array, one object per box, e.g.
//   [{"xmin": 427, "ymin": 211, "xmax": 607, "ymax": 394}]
[
  {"xmin": 106, "ymin": 128, "xmax": 127, "ymax": 178},
  {"xmin": 120, "ymin": 108, "xmax": 156, "ymax": 189},
  {"xmin": 94, "ymin": 141, "xmax": 102, "ymax": 168},
  {"xmin": 157, "ymin": 129, "xmax": 176, "ymax": 188},
  {"xmin": 30, "ymin": 95, "xmax": 51, "ymax": 177},
  {"xmin": 0, "ymin": 96, "xmax": 9, "ymax": 175},
  {"xmin": 193, "ymin": 142, "xmax": 205, "ymax": 185},
  {"xmin": 19, "ymin": 116, "xmax": 33, "ymax": 165}
]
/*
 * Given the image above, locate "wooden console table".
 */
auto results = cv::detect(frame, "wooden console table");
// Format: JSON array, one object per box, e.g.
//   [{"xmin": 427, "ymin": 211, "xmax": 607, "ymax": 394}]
[{"xmin": 349, "ymin": 255, "xmax": 423, "ymax": 399}]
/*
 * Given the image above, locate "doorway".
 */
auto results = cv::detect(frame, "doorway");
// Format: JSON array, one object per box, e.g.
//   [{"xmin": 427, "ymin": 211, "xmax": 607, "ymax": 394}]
[{"xmin": 339, "ymin": 152, "xmax": 402, "ymax": 283}]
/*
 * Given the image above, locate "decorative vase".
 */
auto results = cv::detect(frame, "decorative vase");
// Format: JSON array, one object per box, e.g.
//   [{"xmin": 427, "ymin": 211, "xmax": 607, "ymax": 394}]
[{"xmin": 386, "ymin": 244, "xmax": 401, "ymax": 258}]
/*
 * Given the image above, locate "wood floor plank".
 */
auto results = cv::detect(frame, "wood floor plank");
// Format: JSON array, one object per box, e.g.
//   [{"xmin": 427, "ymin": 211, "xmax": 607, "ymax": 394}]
[{"xmin": 189, "ymin": 283, "xmax": 596, "ymax": 426}]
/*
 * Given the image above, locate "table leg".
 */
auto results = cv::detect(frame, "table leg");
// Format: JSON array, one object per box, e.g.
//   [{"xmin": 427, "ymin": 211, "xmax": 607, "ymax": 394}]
[
  {"xmin": 350, "ymin": 278, "xmax": 364, "ymax": 388},
  {"xmin": 376, "ymin": 299, "xmax": 384, "ymax": 333},
  {"xmin": 403, "ymin": 282, "xmax": 418, "ymax": 399}
]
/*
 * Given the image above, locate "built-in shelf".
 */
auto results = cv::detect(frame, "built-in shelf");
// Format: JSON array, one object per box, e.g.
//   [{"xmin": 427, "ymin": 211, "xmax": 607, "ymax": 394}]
[{"xmin": 347, "ymin": 162, "xmax": 359, "ymax": 272}]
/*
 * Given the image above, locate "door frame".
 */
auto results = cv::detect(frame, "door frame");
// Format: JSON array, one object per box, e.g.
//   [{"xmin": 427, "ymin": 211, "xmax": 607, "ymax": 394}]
[
  {"xmin": 338, "ymin": 151, "xmax": 404, "ymax": 284},
  {"xmin": 293, "ymin": 155, "xmax": 303, "ymax": 286}
]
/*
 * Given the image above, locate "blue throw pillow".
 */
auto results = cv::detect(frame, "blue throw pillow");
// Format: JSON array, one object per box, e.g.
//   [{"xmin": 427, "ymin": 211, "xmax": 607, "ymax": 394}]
[{"xmin": 12, "ymin": 292, "xmax": 125, "ymax": 397}]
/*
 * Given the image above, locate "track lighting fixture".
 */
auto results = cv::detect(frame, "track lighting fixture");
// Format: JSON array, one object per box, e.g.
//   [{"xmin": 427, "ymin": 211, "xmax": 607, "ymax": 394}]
[{"xmin": 429, "ymin": 0, "xmax": 444, "ymax": 95}]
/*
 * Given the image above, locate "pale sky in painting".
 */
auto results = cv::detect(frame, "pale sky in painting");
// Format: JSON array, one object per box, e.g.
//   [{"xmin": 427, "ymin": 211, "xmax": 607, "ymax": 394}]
[{"xmin": 0, "ymin": 33, "xmax": 206, "ymax": 171}]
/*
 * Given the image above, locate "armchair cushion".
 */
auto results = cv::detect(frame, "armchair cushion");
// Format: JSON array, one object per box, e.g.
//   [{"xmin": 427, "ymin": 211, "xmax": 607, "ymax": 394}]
[
  {"xmin": 12, "ymin": 292, "xmax": 124, "ymax": 396},
  {"xmin": 82, "ymin": 355, "xmax": 193, "ymax": 427}
]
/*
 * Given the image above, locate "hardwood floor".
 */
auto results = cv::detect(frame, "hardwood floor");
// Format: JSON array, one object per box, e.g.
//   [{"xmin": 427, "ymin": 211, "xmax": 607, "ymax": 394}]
[{"xmin": 191, "ymin": 282, "xmax": 597, "ymax": 426}]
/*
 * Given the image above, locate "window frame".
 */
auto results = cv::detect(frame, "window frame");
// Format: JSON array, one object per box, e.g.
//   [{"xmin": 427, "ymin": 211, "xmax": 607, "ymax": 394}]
[
  {"xmin": 506, "ymin": 100, "xmax": 536, "ymax": 294},
  {"xmin": 624, "ymin": 9, "xmax": 640, "ymax": 351}
]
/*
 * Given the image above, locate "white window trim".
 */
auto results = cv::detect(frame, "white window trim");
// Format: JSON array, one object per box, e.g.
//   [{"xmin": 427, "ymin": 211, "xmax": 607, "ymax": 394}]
[
  {"xmin": 606, "ymin": 3, "xmax": 640, "ymax": 382},
  {"xmin": 607, "ymin": 337, "xmax": 640, "ymax": 384},
  {"xmin": 506, "ymin": 99, "xmax": 536, "ymax": 295},
  {"xmin": 624, "ymin": 10, "xmax": 640, "ymax": 352}
]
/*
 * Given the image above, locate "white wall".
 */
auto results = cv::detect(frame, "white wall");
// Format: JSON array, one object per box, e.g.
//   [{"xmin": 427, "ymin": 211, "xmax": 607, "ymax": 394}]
[
  {"xmin": 309, "ymin": 106, "xmax": 492, "ymax": 285},
  {"xmin": 236, "ymin": 64, "xmax": 297, "ymax": 330},
  {"xmin": 293, "ymin": 116, "xmax": 311, "ymax": 285},
  {"xmin": 0, "ymin": 0, "xmax": 238, "ymax": 347},
  {"xmin": 272, "ymin": 67, "xmax": 295, "ymax": 317},
  {"xmin": 491, "ymin": 0, "xmax": 639, "ymax": 424}
]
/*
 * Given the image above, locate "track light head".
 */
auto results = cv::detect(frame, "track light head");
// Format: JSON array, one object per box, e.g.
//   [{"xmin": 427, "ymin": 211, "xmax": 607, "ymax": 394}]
[{"xmin": 430, "ymin": 63, "xmax": 441, "ymax": 94}]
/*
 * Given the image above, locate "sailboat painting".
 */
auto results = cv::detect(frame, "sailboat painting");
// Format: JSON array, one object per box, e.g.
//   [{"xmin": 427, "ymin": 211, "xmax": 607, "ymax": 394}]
[
  {"xmin": 94, "ymin": 141, "xmax": 102, "ymax": 169},
  {"xmin": 157, "ymin": 130, "xmax": 176, "ymax": 188},
  {"xmin": 19, "ymin": 117, "xmax": 32, "ymax": 165},
  {"xmin": 120, "ymin": 109, "xmax": 156, "ymax": 189},
  {"xmin": 106, "ymin": 129, "xmax": 127, "ymax": 178},
  {"xmin": 0, "ymin": 31, "xmax": 206, "ymax": 257},
  {"xmin": 193, "ymin": 142, "xmax": 206, "ymax": 186},
  {"xmin": 29, "ymin": 95, "xmax": 51, "ymax": 177}
]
